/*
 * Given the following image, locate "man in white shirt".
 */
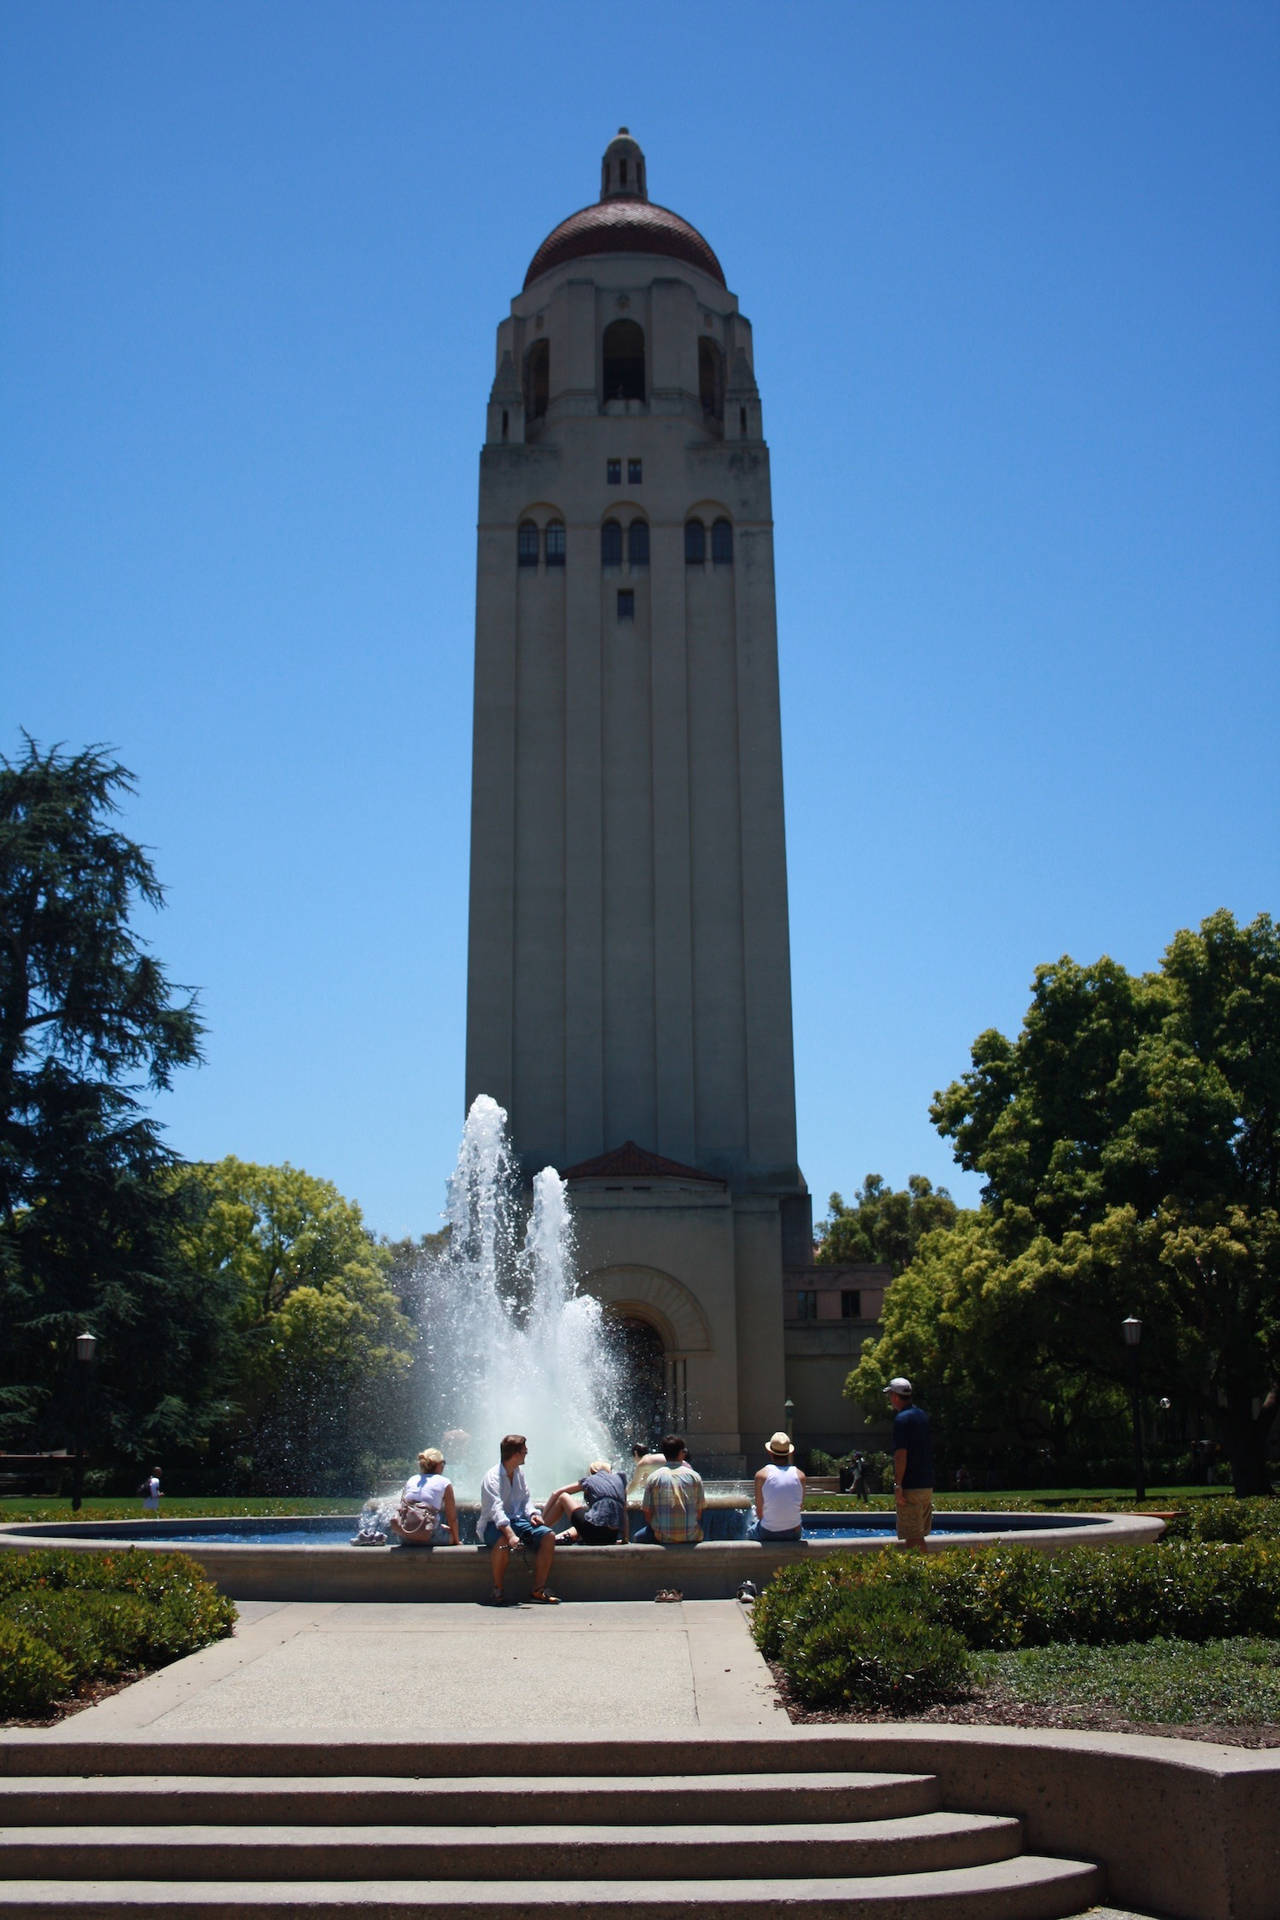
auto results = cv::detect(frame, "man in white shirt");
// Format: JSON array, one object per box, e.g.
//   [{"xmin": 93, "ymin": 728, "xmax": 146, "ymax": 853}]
[{"xmin": 477, "ymin": 1434, "xmax": 558, "ymax": 1604}]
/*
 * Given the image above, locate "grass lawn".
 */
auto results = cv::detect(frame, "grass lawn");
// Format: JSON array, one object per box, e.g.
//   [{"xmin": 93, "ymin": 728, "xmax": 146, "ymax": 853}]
[
  {"xmin": 802, "ymin": 1486, "xmax": 1229, "ymax": 1513},
  {"xmin": 974, "ymin": 1636, "xmax": 1280, "ymax": 1729},
  {"xmin": 0, "ymin": 1494, "xmax": 362, "ymax": 1524}
]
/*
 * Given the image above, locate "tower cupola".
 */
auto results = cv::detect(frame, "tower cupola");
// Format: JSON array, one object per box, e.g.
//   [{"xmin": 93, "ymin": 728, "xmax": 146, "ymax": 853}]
[{"xmin": 601, "ymin": 128, "xmax": 646, "ymax": 201}]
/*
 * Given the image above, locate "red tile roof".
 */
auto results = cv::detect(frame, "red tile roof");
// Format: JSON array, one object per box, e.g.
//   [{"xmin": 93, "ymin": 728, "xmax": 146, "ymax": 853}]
[
  {"xmin": 525, "ymin": 198, "xmax": 725, "ymax": 290},
  {"xmin": 561, "ymin": 1139, "xmax": 725, "ymax": 1183}
]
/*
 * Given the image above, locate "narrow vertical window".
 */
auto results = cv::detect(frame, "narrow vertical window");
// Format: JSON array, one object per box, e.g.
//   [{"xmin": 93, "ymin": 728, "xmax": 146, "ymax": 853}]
[
  {"xmin": 524, "ymin": 340, "xmax": 549, "ymax": 420},
  {"xmin": 545, "ymin": 520, "xmax": 566, "ymax": 568},
  {"xmin": 617, "ymin": 589, "xmax": 635, "ymax": 620},
  {"xmin": 684, "ymin": 519, "xmax": 705, "ymax": 565},
  {"xmin": 602, "ymin": 319, "xmax": 645, "ymax": 403},
  {"xmin": 601, "ymin": 520, "xmax": 622, "ymax": 566},
  {"xmin": 841, "ymin": 1290, "xmax": 861, "ymax": 1320},
  {"xmin": 501, "ymin": 409, "xmax": 509, "ymax": 441},
  {"xmin": 698, "ymin": 337, "xmax": 725, "ymax": 421},
  {"xmin": 628, "ymin": 457, "xmax": 642, "ymax": 484},
  {"xmin": 628, "ymin": 520, "xmax": 649, "ymax": 567},
  {"xmin": 606, "ymin": 458, "xmax": 621, "ymax": 484},
  {"xmin": 517, "ymin": 521, "xmax": 539, "ymax": 568},
  {"xmin": 711, "ymin": 519, "xmax": 733, "ymax": 565},
  {"xmin": 739, "ymin": 405, "xmax": 747, "ymax": 436}
]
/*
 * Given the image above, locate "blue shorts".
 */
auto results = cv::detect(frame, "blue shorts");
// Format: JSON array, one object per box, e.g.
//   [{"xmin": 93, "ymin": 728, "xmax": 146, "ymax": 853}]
[
  {"xmin": 753, "ymin": 1522, "xmax": 803, "ymax": 1543},
  {"xmin": 483, "ymin": 1514, "xmax": 552, "ymax": 1550}
]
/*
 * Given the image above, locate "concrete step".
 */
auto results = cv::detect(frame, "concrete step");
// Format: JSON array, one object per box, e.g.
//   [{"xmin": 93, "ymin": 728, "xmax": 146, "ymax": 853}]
[
  {"xmin": 0, "ymin": 1812, "xmax": 1023, "ymax": 1881},
  {"xmin": 0, "ymin": 1856, "xmax": 1107, "ymax": 1918},
  {"xmin": 0, "ymin": 1769, "xmax": 942, "ymax": 1827}
]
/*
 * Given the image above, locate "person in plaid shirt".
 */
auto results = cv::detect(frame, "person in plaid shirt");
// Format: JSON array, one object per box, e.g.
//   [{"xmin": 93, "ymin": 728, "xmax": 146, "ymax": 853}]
[{"xmin": 640, "ymin": 1434, "xmax": 705, "ymax": 1544}]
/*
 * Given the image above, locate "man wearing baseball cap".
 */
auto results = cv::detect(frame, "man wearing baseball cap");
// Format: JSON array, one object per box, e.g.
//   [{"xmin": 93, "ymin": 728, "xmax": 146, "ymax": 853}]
[{"xmin": 887, "ymin": 1377, "xmax": 933, "ymax": 1551}]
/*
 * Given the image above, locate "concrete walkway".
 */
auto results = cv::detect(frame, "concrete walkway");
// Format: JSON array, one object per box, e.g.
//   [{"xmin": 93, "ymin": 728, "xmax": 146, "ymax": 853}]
[{"xmin": 38, "ymin": 1597, "xmax": 787, "ymax": 1741}]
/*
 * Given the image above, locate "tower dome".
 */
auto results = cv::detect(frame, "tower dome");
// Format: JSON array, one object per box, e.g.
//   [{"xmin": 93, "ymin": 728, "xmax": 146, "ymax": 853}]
[{"xmin": 524, "ymin": 130, "xmax": 725, "ymax": 291}]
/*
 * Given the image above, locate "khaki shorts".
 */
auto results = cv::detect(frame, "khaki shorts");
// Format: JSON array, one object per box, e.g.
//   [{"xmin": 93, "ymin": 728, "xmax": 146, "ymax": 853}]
[{"xmin": 896, "ymin": 1487, "xmax": 933, "ymax": 1543}]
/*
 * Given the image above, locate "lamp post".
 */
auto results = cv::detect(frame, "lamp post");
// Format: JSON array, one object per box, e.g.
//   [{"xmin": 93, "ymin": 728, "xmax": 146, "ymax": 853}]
[
  {"xmin": 71, "ymin": 1331, "xmax": 97, "ymax": 1514},
  {"xmin": 1121, "ymin": 1316, "xmax": 1145, "ymax": 1503}
]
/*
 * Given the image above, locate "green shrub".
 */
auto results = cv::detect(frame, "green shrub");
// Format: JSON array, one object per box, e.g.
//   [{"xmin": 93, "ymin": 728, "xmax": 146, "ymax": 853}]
[
  {"xmin": 784, "ymin": 1594, "xmax": 971, "ymax": 1711},
  {"xmin": 0, "ymin": 1551, "xmax": 236, "ymax": 1722},
  {"xmin": 1184, "ymin": 1498, "xmax": 1280, "ymax": 1544},
  {"xmin": 0, "ymin": 1589, "xmax": 152, "ymax": 1683},
  {"xmin": 752, "ymin": 1540, "xmax": 1280, "ymax": 1711},
  {"xmin": 0, "ymin": 1617, "xmax": 73, "ymax": 1718}
]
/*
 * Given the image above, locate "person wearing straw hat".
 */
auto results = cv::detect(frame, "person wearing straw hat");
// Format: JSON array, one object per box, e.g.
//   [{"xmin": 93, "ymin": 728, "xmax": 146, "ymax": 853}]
[{"xmin": 752, "ymin": 1432, "xmax": 806, "ymax": 1542}]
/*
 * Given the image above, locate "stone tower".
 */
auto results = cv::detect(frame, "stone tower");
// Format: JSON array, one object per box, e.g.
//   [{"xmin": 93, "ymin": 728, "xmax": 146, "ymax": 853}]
[{"xmin": 466, "ymin": 133, "xmax": 810, "ymax": 1462}]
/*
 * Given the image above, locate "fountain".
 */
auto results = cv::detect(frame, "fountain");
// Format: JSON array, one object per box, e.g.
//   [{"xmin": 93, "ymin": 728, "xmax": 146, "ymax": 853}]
[
  {"xmin": 0, "ymin": 1098, "xmax": 1169, "ymax": 1593},
  {"xmin": 407, "ymin": 1095, "xmax": 623, "ymax": 1500}
]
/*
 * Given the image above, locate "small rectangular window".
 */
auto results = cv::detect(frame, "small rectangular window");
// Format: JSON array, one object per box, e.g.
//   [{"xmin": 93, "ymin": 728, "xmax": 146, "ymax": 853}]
[
  {"xmin": 794, "ymin": 1289, "xmax": 817, "ymax": 1322},
  {"xmin": 545, "ymin": 522, "xmax": 565, "ymax": 567},
  {"xmin": 517, "ymin": 523, "xmax": 539, "ymax": 568},
  {"xmin": 841, "ymin": 1290, "xmax": 861, "ymax": 1320},
  {"xmin": 628, "ymin": 458, "xmax": 642, "ymax": 484},
  {"xmin": 606, "ymin": 458, "xmax": 621, "ymax": 484},
  {"xmin": 617, "ymin": 589, "xmax": 635, "ymax": 620}
]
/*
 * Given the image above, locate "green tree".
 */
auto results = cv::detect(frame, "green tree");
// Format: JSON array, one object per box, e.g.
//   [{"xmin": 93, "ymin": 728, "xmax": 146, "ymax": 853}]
[
  {"xmin": 0, "ymin": 736, "xmax": 211, "ymax": 1458},
  {"xmin": 171, "ymin": 1157, "xmax": 414, "ymax": 1490},
  {"xmin": 853, "ymin": 911, "xmax": 1278, "ymax": 1493},
  {"xmin": 817, "ymin": 1174, "xmax": 959, "ymax": 1275}
]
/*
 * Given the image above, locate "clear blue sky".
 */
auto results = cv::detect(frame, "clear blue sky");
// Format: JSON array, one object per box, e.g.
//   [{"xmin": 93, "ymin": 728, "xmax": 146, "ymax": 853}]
[{"xmin": 4, "ymin": 2, "xmax": 1277, "ymax": 1239}]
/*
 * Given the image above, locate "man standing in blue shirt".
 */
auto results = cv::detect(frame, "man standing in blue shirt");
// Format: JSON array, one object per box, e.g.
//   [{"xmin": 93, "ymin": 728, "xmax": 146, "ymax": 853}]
[{"xmin": 888, "ymin": 1377, "xmax": 933, "ymax": 1552}]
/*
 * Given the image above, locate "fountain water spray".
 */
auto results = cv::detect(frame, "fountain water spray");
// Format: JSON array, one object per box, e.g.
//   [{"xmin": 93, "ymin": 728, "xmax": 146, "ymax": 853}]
[{"xmin": 414, "ymin": 1095, "xmax": 623, "ymax": 1498}]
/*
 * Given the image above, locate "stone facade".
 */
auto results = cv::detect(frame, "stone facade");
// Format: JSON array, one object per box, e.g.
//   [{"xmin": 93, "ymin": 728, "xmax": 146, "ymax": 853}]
[{"xmin": 466, "ymin": 133, "xmax": 869, "ymax": 1462}]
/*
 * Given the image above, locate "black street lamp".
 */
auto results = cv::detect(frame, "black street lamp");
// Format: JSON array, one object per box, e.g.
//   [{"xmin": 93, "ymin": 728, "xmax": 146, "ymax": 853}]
[
  {"xmin": 71, "ymin": 1331, "xmax": 97, "ymax": 1514},
  {"xmin": 1121, "ymin": 1315, "xmax": 1145, "ymax": 1503}
]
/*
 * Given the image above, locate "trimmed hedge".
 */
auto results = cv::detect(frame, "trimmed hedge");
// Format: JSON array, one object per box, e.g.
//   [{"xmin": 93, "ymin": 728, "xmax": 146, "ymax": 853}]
[
  {"xmin": 0, "ymin": 1550, "xmax": 236, "ymax": 1721},
  {"xmin": 752, "ymin": 1541, "xmax": 1280, "ymax": 1712}
]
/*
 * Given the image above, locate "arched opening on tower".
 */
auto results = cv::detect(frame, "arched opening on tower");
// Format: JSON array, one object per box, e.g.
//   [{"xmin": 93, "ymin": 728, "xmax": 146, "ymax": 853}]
[
  {"xmin": 602, "ymin": 320, "xmax": 645, "ymax": 404},
  {"xmin": 603, "ymin": 1312, "xmax": 667, "ymax": 1447},
  {"xmin": 524, "ymin": 340, "xmax": 549, "ymax": 422},
  {"xmin": 698, "ymin": 337, "xmax": 724, "ymax": 423}
]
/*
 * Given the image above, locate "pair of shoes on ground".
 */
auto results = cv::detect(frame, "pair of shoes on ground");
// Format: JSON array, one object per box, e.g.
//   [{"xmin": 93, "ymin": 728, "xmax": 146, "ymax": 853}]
[{"xmin": 485, "ymin": 1588, "xmax": 561, "ymax": 1606}]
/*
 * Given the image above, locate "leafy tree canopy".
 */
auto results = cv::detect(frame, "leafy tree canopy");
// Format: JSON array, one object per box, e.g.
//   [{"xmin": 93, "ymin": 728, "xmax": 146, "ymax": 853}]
[
  {"xmin": 817, "ymin": 1173, "xmax": 958, "ymax": 1275},
  {"xmin": 851, "ymin": 911, "xmax": 1280, "ymax": 1493},
  {"xmin": 0, "ymin": 736, "xmax": 206, "ymax": 1452},
  {"xmin": 171, "ymin": 1157, "xmax": 414, "ymax": 1489}
]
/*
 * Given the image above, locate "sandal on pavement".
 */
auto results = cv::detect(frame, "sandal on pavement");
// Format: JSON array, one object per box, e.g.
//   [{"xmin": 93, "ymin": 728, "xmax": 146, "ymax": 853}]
[{"xmin": 530, "ymin": 1588, "xmax": 561, "ymax": 1604}]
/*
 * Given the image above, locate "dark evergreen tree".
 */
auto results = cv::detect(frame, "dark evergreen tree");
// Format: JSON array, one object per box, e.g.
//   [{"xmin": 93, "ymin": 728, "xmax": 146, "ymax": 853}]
[{"xmin": 0, "ymin": 736, "xmax": 212, "ymax": 1464}]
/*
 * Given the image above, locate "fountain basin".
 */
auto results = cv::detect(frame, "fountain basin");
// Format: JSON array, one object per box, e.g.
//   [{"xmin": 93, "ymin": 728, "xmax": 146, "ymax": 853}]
[{"xmin": 0, "ymin": 1509, "xmax": 1165, "ymax": 1602}]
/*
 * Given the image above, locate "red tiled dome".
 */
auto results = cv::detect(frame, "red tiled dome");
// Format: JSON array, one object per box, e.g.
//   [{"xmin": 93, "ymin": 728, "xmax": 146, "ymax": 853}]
[{"xmin": 524, "ymin": 197, "xmax": 725, "ymax": 290}]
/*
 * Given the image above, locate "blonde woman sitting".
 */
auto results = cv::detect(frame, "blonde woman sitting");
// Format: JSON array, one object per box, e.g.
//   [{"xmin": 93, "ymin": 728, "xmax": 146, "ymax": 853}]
[{"xmin": 390, "ymin": 1447, "xmax": 459, "ymax": 1548}]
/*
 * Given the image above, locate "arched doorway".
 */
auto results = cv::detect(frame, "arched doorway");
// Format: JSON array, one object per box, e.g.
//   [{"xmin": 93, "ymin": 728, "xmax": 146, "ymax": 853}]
[{"xmin": 603, "ymin": 1312, "xmax": 666, "ymax": 1448}]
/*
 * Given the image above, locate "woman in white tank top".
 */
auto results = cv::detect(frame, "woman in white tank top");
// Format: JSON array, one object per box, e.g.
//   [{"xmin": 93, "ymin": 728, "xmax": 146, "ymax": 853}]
[{"xmin": 753, "ymin": 1432, "xmax": 806, "ymax": 1541}]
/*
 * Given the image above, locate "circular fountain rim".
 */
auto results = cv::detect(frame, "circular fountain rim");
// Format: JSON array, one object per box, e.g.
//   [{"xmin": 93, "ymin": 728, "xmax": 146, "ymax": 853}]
[{"xmin": 0, "ymin": 1508, "xmax": 1168, "ymax": 1604}]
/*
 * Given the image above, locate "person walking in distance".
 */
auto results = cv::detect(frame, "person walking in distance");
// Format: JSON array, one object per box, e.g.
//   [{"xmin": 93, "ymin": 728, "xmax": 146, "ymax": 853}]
[{"xmin": 888, "ymin": 1377, "xmax": 933, "ymax": 1551}]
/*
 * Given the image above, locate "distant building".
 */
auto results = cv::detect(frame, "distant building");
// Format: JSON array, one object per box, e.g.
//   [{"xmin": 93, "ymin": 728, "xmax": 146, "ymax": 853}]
[{"xmin": 466, "ymin": 132, "xmax": 878, "ymax": 1466}]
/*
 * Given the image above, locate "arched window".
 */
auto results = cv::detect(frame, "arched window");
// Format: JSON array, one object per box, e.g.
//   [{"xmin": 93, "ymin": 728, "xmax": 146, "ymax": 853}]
[
  {"xmin": 602, "ymin": 319, "xmax": 645, "ymax": 403},
  {"xmin": 601, "ymin": 519, "xmax": 622, "ymax": 567},
  {"xmin": 698, "ymin": 338, "xmax": 724, "ymax": 421},
  {"xmin": 628, "ymin": 519, "xmax": 649, "ymax": 567},
  {"xmin": 545, "ymin": 520, "xmax": 566, "ymax": 568},
  {"xmin": 517, "ymin": 521, "xmax": 539, "ymax": 568},
  {"xmin": 711, "ymin": 518, "xmax": 733, "ymax": 565},
  {"xmin": 524, "ymin": 340, "xmax": 549, "ymax": 420},
  {"xmin": 684, "ymin": 519, "xmax": 705, "ymax": 565}
]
